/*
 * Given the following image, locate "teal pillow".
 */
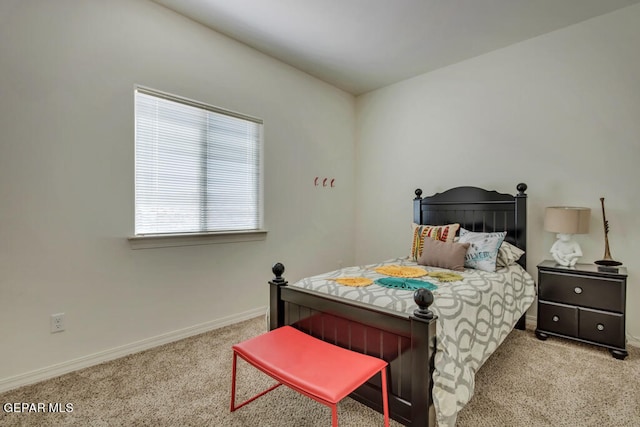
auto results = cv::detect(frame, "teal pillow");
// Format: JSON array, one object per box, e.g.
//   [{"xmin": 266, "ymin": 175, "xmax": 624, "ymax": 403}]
[{"xmin": 458, "ymin": 229, "xmax": 506, "ymax": 272}]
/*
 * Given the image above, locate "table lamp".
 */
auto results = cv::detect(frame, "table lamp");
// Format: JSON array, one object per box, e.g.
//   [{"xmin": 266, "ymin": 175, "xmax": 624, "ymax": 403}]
[{"xmin": 544, "ymin": 206, "xmax": 591, "ymax": 267}]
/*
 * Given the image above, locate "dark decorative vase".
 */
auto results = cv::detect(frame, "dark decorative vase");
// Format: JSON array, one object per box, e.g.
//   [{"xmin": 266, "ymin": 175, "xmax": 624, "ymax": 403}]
[{"xmin": 594, "ymin": 197, "xmax": 622, "ymax": 267}]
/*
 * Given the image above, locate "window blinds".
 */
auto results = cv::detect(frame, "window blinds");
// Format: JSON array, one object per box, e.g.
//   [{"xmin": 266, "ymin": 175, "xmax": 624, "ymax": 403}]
[{"xmin": 135, "ymin": 87, "xmax": 263, "ymax": 236}]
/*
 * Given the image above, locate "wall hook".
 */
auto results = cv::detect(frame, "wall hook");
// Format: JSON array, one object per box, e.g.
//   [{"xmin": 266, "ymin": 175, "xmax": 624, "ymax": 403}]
[
  {"xmin": 330, "ymin": 179, "xmax": 335, "ymax": 188},
  {"xmin": 323, "ymin": 178, "xmax": 328, "ymax": 187},
  {"xmin": 314, "ymin": 177, "xmax": 319, "ymax": 186}
]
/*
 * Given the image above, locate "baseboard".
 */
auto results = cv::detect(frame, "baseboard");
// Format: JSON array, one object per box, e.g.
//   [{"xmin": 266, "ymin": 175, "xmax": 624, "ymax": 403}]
[
  {"xmin": 2, "ymin": 307, "xmax": 636, "ymax": 394},
  {"xmin": 0, "ymin": 306, "xmax": 267, "ymax": 394},
  {"xmin": 525, "ymin": 313, "xmax": 537, "ymax": 330}
]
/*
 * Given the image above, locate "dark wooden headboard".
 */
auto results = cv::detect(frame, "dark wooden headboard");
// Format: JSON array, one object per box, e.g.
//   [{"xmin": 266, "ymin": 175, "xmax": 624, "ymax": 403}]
[{"xmin": 413, "ymin": 183, "xmax": 528, "ymax": 268}]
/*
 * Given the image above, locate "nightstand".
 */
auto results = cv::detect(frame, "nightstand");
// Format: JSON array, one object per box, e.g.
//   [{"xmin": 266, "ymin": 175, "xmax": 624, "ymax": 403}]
[{"xmin": 535, "ymin": 260, "xmax": 628, "ymax": 359}]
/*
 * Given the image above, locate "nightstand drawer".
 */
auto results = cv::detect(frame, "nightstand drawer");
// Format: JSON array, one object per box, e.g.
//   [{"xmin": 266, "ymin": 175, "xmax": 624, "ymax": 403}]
[
  {"xmin": 538, "ymin": 271, "xmax": 624, "ymax": 312},
  {"xmin": 578, "ymin": 308, "xmax": 624, "ymax": 348},
  {"xmin": 538, "ymin": 302, "xmax": 578, "ymax": 337}
]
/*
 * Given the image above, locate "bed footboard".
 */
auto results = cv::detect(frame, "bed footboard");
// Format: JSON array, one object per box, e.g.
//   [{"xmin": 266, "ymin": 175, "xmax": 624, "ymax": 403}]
[{"xmin": 269, "ymin": 263, "xmax": 437, "ymax": 426}]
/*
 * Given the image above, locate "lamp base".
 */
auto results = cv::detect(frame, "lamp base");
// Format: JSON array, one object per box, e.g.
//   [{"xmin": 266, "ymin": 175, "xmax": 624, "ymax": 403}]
[{"xmin": 549, "ymin": 233, "xmax": 583, "ymax": 267}]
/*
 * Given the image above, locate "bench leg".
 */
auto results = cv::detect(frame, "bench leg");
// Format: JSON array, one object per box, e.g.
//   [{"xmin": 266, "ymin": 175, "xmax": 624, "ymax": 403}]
[
  {"xmin": 230, "ymin": 351, "xmax": 282, "ymax": 412},
  {"xmin": 329, "ymin": 368, "xmax": 388, "ymax": 427},
  {"xmin": 381, "ymin": 368, "xmax": 389, "ymax": 427},
  {"xmin": 230, "ymin": 352, "xmax": 238, "ymax": 411}
]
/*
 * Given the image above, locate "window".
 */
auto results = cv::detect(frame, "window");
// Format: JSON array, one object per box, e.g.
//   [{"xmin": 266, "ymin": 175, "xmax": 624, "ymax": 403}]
[{"xmin": 134, "ymin": 87, "xmax": 263, "ymax": 237}]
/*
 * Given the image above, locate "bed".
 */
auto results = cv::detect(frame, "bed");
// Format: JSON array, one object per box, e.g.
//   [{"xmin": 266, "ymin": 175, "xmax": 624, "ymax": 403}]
[{"xmin": 268, "ymin": 183, "xmax": 535, "ymax": 426}]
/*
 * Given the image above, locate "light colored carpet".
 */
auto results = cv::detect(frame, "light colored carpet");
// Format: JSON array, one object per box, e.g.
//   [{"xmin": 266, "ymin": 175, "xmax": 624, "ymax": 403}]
[{"xmin": 1, "ymin": 316, "xmax": 638, "ymax": 426}]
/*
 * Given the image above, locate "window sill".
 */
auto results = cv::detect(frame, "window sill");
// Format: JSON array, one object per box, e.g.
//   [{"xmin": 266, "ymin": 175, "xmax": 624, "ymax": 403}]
[{"xmin": 128, "ymin": 230, "xmax": 267, "ymax": 249}]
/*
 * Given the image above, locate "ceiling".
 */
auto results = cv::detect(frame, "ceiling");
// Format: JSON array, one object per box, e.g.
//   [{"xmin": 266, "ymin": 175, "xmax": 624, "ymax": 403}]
[{"xmin": 152, "ymin": 0, "xmax": 640, "ymax": 95}]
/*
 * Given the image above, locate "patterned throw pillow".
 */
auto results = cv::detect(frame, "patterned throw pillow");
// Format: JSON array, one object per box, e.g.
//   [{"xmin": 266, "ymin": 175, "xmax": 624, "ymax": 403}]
[
  {"xmin": 458, "ymin": 228, "xmax": 506, "ymax": 272},
  {"xmin": 410, "ymin": 223, "xmax": 460, "ymax": 261},
  {"xmin": 496, "ymin": 241, "xmax": 525, "ymax": 268}
]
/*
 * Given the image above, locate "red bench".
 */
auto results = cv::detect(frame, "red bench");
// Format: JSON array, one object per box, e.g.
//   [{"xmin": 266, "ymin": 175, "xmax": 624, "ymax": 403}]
[{"xmin": 231, "ymin": 325, "xmax": 390, "ymax": 426}]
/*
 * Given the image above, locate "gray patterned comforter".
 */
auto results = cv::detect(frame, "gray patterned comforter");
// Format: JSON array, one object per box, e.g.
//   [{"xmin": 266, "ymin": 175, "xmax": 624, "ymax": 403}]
[{"xmin": 291, "ymin": 257, "xmax": 536, "ymax": 426}]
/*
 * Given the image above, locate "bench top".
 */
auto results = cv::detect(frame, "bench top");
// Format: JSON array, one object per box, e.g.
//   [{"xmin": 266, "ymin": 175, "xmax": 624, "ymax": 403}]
[{"xmin": 232, "ymin": 326, "xmax": 388, "ymax": 404}]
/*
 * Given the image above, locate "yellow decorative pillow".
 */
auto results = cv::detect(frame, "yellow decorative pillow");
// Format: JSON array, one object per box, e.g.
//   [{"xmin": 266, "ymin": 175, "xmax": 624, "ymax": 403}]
[
  {"xmin": 374, "ymin": 265, "xmax": 427, "ymax": 278},
  {"xmin": 410, "ymin": 223, "xmax": 460, "ymax": 261}
]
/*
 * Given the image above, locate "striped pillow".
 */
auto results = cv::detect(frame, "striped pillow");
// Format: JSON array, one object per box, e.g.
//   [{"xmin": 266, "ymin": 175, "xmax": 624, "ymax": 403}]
[
  {"xmin": 496, "ymin": 241, "xmax": 525, "ymax": 268},
  {"xmin": 410, "ymin": 223, "xmax": 460, "ymax": 261}
]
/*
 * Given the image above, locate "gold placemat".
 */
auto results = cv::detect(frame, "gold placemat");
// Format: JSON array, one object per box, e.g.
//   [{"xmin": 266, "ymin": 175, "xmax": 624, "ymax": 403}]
[
  {"xmin": 374, "ymin": 265, "xmax": 428, "ymax": 278},
  {"xmin": 333, "ymin": 277, "xmax": 374, "ymax": 287},
  {"xmin": 426, "ymin": 271, "xmax": 464, "ymax": 282}
]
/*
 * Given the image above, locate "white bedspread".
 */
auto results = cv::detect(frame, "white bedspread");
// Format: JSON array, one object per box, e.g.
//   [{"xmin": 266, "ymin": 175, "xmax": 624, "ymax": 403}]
[{"xmin": 291, "ymin": 257, "xmax": 536, "ymax": 426}]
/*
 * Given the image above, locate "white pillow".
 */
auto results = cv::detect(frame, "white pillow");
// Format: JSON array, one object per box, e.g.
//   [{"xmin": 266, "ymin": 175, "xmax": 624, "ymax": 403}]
[{"xmin": 458, "ymin": 228, "xmax": 506, "ymax": 272}]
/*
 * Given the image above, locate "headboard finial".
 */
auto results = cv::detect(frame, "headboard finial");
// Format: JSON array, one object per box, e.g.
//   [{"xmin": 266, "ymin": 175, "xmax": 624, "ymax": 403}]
[
  {"xmin": 516, "ymin": 183, "xmax": 527, "ymax": 196},
  {"xmin": 414, "ymin": 188, "xmax": 423, "ymax": 200}
]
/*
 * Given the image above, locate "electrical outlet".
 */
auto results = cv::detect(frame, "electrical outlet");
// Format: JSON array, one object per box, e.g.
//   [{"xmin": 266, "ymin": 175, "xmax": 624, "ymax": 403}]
[{"xmin": 50, "ymin": 313, "xmax": 65, "ymax": 333}]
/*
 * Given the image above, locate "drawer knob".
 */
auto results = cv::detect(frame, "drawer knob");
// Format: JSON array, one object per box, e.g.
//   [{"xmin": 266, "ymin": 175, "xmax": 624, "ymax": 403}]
[
  {"xmin": 552, "ymin": 315, "xmax": 559, "ymax": 322},
  {"xmin": 597, "ymin": 323, "xmax": 605, "ymax": 331},
  {"xmin": 574, "ymin": 287, "xmax": 583, "ymax": 294}
]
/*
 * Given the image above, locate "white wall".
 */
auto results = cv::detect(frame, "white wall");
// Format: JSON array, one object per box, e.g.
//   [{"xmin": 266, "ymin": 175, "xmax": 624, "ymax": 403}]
[
  {"xmin": 355, "ymin": 5, "xmax": 640, "ymax": 342},
  {"xmin": 0, "ymin": 0, "xmax": 355, "ymax": 388},
  {"xmin": 2, "ymin": 0, "xmax": 638, "ymax": 392}
]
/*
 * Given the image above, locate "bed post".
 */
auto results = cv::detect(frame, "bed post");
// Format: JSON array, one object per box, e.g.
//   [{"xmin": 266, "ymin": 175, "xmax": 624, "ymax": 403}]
[
  {"xmin": 269, "ymin": 262, "xmax": 288, "ymax": 331},
  {"xmin": 515, "ymin": 183, "xmax": 528, "ymax": 331},
  {"xmin": 413, "ymin": 189, "xmax": 423, "ymax": 224},
  {"xmin": 515, "ymin": 183, "xmax": 528, "ymax": 269},
  {"xmin": 410, "ymin": 288, "xmax": 437, "ymax": 426}
]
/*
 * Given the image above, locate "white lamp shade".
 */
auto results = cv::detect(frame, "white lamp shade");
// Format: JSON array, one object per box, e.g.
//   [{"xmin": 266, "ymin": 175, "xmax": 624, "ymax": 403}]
[{"xmin": 544, "ymin": 207, "xmax": 590, "ymax": 234}]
